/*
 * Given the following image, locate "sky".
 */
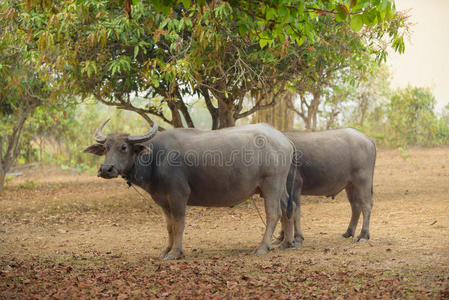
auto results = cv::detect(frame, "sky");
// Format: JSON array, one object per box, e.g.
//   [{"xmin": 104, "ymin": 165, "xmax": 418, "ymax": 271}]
[{"xmin": 388, "ymin": 0, "xmax": 449, "ymax": 112}]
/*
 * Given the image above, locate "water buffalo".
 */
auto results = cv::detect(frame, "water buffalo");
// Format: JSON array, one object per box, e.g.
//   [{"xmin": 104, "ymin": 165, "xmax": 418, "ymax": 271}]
[
  {"xmin": 275, "ymin": 128, "xmax": 376, "ymax": 245},
  {"xmin": 84, "ymin": 120, "xmax": 296, "ymax": 259}
]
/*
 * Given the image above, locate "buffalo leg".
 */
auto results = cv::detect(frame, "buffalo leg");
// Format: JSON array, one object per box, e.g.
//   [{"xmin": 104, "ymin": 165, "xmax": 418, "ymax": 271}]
[
  {"xmin": 162, "ymin": 190, "xmax": 189, "ymax": 260},
  {"xmin": 343, "ymin": 185, "xmax": 362, "ymax": 238},
  {"xmin": 292, "ymin": 199, "xmax": 304, "ymax": 246},
  {"xmin": 159, "ymin": 208, "xmax": 174, "ymax": 259},
  {"xmin": 255, "ymin": 178, "xmax": 286, "ymax": 255},
  {"xmin": 278, "ymin": 187, "xmax": 295, "ymax": 249},
  {"xmin": 273, "ymin": 199, "xmax": 304, "ymax": 246},
  {"xmin": 279, "ymin": 211, "xmax": 294, "ymax": 249},
  {"xmin": 273, "ymin": 178, "xmax": 303, "ymax": 246},
  {"xmin": 272, "ymin": 231, "xmax": 284, "ymax": 245},
  {"xmin": 356, "ymin": 183, "xmax": 372, "ymax": 241},
  {"xmin": 163, "ymin": 213, "xmax": 185, "ymax": 260}
]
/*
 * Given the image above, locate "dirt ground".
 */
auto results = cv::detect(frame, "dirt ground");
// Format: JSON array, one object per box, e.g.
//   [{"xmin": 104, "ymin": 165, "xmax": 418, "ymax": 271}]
[{"xmin": 0, "ymin": 148, "xmax": 448, "ymax": 299}]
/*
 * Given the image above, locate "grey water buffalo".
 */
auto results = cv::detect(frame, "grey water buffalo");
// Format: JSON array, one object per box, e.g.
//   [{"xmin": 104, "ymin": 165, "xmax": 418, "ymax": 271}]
[
  {"xmin": 275, "ymin": 128, "xmax": 376, "ymax": 245},
  {"xmin": 84, "ymin": 120, "xmax": 296, "ymax": 259}
]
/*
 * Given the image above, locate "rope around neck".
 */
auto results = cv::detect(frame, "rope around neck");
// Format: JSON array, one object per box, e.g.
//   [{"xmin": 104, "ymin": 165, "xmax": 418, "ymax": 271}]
[{"xmin": 127, "ymin": 181, "xmax": 153, "ymax": 208}]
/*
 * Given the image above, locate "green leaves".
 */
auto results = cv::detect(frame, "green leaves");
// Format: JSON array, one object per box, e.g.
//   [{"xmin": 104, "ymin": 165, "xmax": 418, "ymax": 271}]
[
  {"xmin": 214, "ymin": 2, "xmax": 232, "ymax": 19},
  {"xmin": 265, "ymin": 7, "xmax": 277, "ymax": 21},
  {"xmin": 362, "ymin": 8, "xmax": 378, "ymax": 26},
  {"xmin": 134, "ymin": 45, "xmax": 139, "ymax": 59},
  {"xmin": 259, "ymin": 39, "xmax": 269, "ymax": 49},
  {"xmin": 350, "ymin": 14, "xmax": 364, "ymax": 32},
  {"xmin": 349, "ymin": 0, "xmax": 358, "ymax": 8},
  {"xmin": 392, "ymin": 36, "xmax": 405, "ymax": 54},
  {"xmin": 81, "ymin": 61, "xmax": 98, "ymax": 78},
  {"xmin": 335, "ymin": 5, "xmax": 349, "ymax": 22},
  {"xmin": 151, "ymin": 0, "xmax": 173, "ymax": 15},
  {"xmin": 108, "ymin": 56, "xmax": 131, "ymax": 76},
  {"xmin": 180, "ymin": 0, "xmax": 190, "ymax": 10}
]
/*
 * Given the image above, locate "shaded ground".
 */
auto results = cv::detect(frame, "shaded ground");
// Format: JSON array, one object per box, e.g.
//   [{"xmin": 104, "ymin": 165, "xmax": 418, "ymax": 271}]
[{"xmin": 0, "ymin": 148, "xmax": 448, "ymax": 298}]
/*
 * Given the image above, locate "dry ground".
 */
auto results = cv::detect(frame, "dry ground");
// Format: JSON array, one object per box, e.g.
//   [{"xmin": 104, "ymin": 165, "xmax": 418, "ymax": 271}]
[{"xmin": 0, "ymin": 148, "xmax": 448, "ymax": 298}]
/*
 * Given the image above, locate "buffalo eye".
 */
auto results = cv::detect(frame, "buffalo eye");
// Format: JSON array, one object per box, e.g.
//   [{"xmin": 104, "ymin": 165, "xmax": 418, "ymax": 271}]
[{"xmin": 120, "ymin": 144, "xmax": 128, "ymax": 152}]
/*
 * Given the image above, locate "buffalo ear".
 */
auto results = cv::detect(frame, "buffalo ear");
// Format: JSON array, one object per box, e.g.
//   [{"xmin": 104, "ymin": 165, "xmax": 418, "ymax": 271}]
[
  {"xmin": 133, "ymin": 143, "xmax": 151, "ymax": 155},
  {"xmin": 83, "ymin": 144, "xmax": 106, "ymax": 156}
]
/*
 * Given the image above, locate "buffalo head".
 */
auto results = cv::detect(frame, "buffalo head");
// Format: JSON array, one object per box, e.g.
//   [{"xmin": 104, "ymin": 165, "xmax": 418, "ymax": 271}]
[{"xmin": 83, "ymin": 119, "xmax": 158, "ymax": 179}]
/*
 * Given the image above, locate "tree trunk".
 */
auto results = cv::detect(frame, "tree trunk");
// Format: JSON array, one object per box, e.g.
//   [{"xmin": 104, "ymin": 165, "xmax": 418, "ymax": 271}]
[
  {"xmin": 304, "ymin": 114, "xmax": 312, "ymax": 131},
  {"xmin": 0, "ymin": 136, "xmax": 4, "ymax": 191},
  {"xmin": 167, "ymin": 100, "xmax": 184, "ymax": 128},
  {"xmin": 0, "ymin": 102, "xmax": 32, "ymax": 191},
  {"xmin": 201, "ymin": 88, "xmax": 219, "ymax": 130},
  {"xmin": 217, "ymin": 100, "xmax": 235, "ymax": 128},
  {"xmin": 251, "ymin": 91, "xmax": 294, "ymax": 130},
  {"xmin": 359, "ymin": 94, "xmax": 368, "ymax": 127},
  {"xmin": 178, "ymin": 100, "xmax": 195, "ymax": 128},
  {"xmin": 39, "ymin": 137, "xmax": 44, "ymax": 161},
  {"xmin": 309, "ymin": 91, "xmax": 321, "ymax": 131},
  {"xmin": 0, "ymin": 169, "xmax": 5, "ymax": 191},
  {"xmin": 285, "ymin": 93, "xmax": 295, "ymax": 129},
  {"xmin": 174, "ymin": 89, "xmax": 195, "ymax": 128}
]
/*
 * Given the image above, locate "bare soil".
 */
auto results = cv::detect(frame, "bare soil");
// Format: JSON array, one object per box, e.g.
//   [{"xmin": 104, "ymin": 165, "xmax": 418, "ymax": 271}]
[{"xmin": 0, "ymin": 148, "xmax": 448, "ymax": 299}]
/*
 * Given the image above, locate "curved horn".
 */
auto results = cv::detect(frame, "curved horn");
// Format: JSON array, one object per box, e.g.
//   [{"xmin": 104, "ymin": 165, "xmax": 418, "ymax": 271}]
[
  {"xmin": 126, "ymin": 120, "xmax": 158, "ymax": 144},
  {"xmin": 93, "ymin": 119, "xmax": 110, "ymax": 144}
]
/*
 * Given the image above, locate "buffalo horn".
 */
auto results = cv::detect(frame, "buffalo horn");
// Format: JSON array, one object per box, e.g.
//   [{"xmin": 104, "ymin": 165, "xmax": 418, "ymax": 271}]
[
  {"xmin": 126, "ymin": 120, "xmax": 158, "ymax": 144},
  {"xmin": 93, "ymin": 119, "xmax": 110, "ymax": 144}
]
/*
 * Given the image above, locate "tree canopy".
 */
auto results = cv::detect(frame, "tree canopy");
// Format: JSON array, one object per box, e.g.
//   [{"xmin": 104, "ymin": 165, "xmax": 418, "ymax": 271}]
[{"xmin": 19, "ymin": 0, "xmax": 408, "ymax": 129}]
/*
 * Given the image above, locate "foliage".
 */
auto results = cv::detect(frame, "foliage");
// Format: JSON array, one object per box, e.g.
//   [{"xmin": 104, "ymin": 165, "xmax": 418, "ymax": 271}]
[
  {"xmin": 385, "ymin": 86, "xmax": 448, "ymax": 146},
  {"xmin": 287, "ymin": 16, "xmax": 377, "ymax": 130},
  {"xmin": 17, "ymin": 101, "xmax": 153, "ymax": 172},
  {"xmin": 320, "ymin": 62, "xmax": 391, "ymax": 130},
  {"xmin": 17, "ymin": 179, "xmax": 37, "ymax": 190},
  {"xmin": 18, "ymin": 0, "xmax": 408, "ymax": 130},
  {"xmin": 0, "ymin": 1, "xmax": 52, "ymax": 190},
  {"xmin": 150, "ymin": 0, "xmax": 406, "ymax": 58},
  {"xmin": 397, "ymin": 146, "xmax": 409, "ymax": 161}
]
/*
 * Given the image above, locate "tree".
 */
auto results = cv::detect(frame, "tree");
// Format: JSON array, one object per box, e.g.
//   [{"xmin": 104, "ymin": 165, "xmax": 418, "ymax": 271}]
[
  {"xmin": 252, "ymin": 92, "xmax": 295, "ymax": 130},
  {"xmin": 26, "ymin": 0, "xmax": 407, "ymax": 130},
  {"xmin": 386, "ymin": 86, "xmax": 445, "ymax": 146},
  {"xmin": 318, "ymin": 62, "xmax": 391, "ymax": 131},
  {"xmin": 286, "ymin": 16, "xmax": 371, "ymax": 130},
  {"xmin": 0, "ymin": 2, "xmax": 51, "ymax": 190}
]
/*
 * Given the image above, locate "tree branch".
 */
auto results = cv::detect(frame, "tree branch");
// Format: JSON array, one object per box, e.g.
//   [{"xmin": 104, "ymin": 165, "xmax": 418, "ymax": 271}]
[
  {"xmin": 93, "ymin": 92, "xmax": 169, "ymax": 129},
  {"xmin": 175, "ymin": 88, "xmax": 195, "ymax": 128},
  {"xmin": 235, "ymin": 97, "xmax": 277, "ymax": 119}
]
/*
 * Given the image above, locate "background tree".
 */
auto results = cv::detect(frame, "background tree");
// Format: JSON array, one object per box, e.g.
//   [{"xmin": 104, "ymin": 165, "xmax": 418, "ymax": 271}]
[
  {"xmin": 0, "ymin": 3, "xmax": 51, "ymax": 190},
  {"xmin": 284, "ymin": 16, "xmax": 370, "ymax": 130},
  {"xmin": 386, "ymin": 86, "xmax": 448, "ymax": 146}
]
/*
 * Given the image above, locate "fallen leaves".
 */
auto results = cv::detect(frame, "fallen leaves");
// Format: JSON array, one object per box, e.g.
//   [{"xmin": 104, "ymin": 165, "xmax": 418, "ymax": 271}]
[{"xmin": 0, "ymin": 254, "xmax": 447, "ymax": 299}]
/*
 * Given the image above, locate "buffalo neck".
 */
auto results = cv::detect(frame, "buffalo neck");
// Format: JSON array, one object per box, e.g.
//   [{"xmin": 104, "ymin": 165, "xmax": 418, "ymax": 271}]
[{"xmin": 123, "ymin": 154, "xmax": 155, "ymax": 191}]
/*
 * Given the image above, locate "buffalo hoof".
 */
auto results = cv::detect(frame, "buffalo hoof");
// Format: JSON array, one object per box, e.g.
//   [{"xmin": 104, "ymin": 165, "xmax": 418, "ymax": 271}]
[
  {"xmin": 278, "ymin": 241, "xmax": 294, "ymax": 250},
  {"xmin": 342, "ymin": 231, "xmax": 354, "ymax": 238},
  {"xmin": 254, "ymin": 245, "xmax": 270, "ymax": 255},
  {"xmin": 271, "ymin": 237, "xmax": 283, "ymax": 245},
  {"xmin": 159, "ymin": 248, "xmax": 171, "ymax": 259},
  {"xmin": 355, "ymin": 230, "xmax": 370, "ymax": 242},
  {"xmin": 355, "ymin": 236, "xmax": 370, "ymax": 243},
  {"xmin": 294, "ymin": 234, "xmax": 304, "ymax": 245},
  {"xmin": 163, "ymin": 250, "xmax": 184, "ymax": 260},
  {"xmin": 356, "ymin": 238, "xmax": 369, "ymax": 243},
  {"xmin": 292, "ymin": 239, "xmax": 303, "ymax": 247}
]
